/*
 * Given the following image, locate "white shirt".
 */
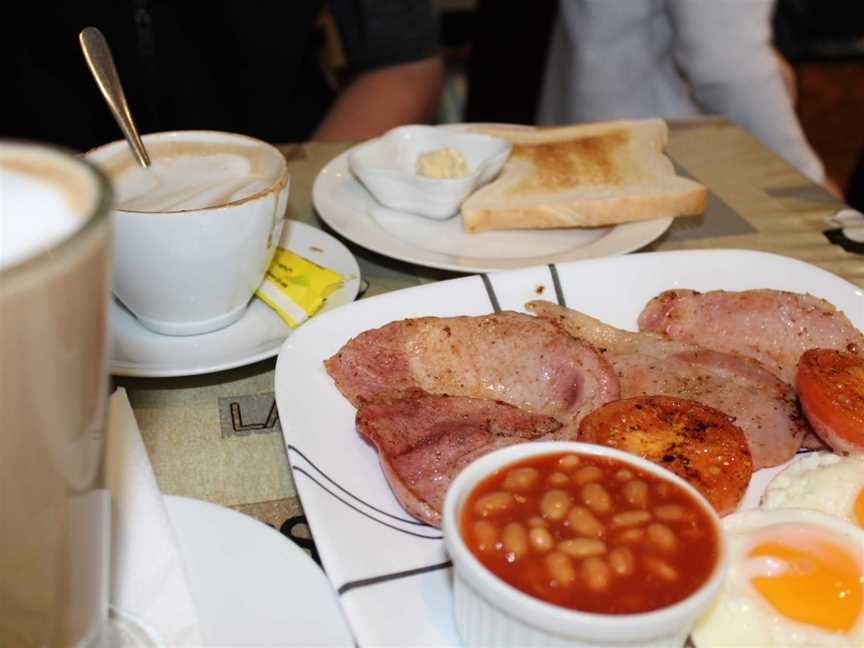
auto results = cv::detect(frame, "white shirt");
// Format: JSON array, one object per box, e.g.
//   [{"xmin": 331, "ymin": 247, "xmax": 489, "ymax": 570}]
[{"xmin": 538, "ymin": 0, "xmax": 826, "ymax": 183}]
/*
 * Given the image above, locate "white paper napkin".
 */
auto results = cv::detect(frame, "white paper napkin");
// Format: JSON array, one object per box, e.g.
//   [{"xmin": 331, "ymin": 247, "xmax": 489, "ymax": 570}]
[{"xmin": 106, "ymin": 388, "xmax": 203, "ymax": 646}]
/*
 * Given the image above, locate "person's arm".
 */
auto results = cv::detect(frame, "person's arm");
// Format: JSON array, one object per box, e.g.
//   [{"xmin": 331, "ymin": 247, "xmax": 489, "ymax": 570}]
[
  {"xmin": 312, "ymin": 55, "xmax": 443, "ymax": 141},
  {"xmin": 315, "ymin": 0, "xmax": 443, "ymax": 141},
  {"xmin": 667, "ymin": 0, "xmax": 828, "ymax": 185}
]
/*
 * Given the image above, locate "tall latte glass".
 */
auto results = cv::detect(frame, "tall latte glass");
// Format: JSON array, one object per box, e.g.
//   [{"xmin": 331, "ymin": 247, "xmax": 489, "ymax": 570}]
[{"xmin": 0, "ymin": 142, "xmax": 112, "ymax": 646}]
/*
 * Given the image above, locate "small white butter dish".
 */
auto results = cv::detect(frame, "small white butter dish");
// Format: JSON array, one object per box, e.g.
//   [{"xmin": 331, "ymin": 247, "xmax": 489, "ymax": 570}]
[{"xmin": 348, "ymin": 125, "xmax": 511, "ymax": 220}]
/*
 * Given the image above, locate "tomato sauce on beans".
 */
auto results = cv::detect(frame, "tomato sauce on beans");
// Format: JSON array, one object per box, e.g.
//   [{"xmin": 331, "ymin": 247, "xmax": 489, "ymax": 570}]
[{"xmin": 460, "ymin": 452, "xmax": 718, "ymax": 614}]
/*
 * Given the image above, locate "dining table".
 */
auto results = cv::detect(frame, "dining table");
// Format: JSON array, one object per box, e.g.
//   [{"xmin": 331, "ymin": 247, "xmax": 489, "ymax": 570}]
[{"xmin": 112, "ymin": 115, "xmax": 862, "ymax": 562}]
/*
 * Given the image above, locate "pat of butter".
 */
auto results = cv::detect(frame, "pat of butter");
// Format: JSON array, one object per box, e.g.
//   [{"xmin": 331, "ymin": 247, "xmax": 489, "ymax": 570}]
[
  {"xmin": 416, "ymin": 147, "xmax": 470, "ymax": 179},
  {"xmin": 255, "ymin": 248, "xmax": 344, "ymax": 327}
]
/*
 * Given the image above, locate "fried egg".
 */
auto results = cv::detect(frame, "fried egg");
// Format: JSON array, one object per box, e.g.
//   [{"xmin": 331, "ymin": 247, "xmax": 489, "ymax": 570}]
[
  {"xmin": 691, "ymin": 508, "xmax": 864, "ymax": 647},
  {"xmin": 761, "ymin": 452, "xmax": 864, "ymax": 529}
]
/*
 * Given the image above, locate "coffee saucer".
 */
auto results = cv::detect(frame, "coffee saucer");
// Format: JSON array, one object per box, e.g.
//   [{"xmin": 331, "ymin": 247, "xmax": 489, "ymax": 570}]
[{"xmin": 110, "ymin": 221, "xmax": 360, "ymax": 378}]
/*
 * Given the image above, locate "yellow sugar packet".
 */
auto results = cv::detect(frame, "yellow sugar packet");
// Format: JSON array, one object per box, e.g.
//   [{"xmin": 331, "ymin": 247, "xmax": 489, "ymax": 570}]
[{"xmin": 256, "ymin": 248, "xmax": 344, "ymax": 327}]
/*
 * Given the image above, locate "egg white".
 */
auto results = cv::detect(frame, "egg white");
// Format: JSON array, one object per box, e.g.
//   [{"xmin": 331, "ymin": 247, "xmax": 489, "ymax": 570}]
[
  {"xmin": 761, "ymin": 452, "xmax": 864, "ymax": 528},
  {"xmin": 691, "ymin": 509, "xmax": 864, "ymax": 648}
]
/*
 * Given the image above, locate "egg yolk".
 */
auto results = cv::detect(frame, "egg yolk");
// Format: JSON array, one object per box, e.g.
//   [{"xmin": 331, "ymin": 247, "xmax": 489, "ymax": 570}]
[
  {"xmin": 748, "ymin": 527, "xmax": 863, "ymax": 632},
  {"xmin": 855, "ymin": 487, "xmax": 864, "ymax": 528}
]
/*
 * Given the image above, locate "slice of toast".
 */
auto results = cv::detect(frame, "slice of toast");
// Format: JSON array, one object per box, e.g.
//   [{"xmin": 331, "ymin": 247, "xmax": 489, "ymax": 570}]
[{"xmin": 461, "ymin": 119, "xmax": 706, "ymax": 233}]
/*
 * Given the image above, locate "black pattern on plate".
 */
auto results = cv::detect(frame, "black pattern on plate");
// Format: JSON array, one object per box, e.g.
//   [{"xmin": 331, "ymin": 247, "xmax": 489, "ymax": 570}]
[
  {"xmin": 338, "ymin": 561, "xmax": 452, "ymax": 596},
  {"xmin": 549, "ymin": 264, "xmax": 567, "ymax": 306},
  {"xmin": 480, "ymin": 273, "xmax": 501, "ymax": 312},
  {"xmin": 288, "ymin": 445, "xmax": 442, "ymax": 539}
]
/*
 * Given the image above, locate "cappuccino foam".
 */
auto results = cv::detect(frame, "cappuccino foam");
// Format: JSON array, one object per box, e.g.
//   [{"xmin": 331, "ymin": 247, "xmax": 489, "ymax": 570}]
[
  {"xmin": 103, "ymin": 140, "xmax": 282, "ymax": 211},
  {"xmin": 0, "ymin": 148, "xmax": 96, "ymax": 270}
]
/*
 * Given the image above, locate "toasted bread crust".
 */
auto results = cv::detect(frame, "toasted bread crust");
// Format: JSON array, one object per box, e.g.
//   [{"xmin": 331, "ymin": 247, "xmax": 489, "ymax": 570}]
[{"xmin": 462, "ymin": 185, "xmax": 707, "ymax": 232}]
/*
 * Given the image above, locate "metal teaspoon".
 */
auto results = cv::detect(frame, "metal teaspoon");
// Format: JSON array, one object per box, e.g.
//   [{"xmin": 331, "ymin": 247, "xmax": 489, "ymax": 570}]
[{"xmin": 79, "ymin": 26, "xmax": 151, "ymax": 167}]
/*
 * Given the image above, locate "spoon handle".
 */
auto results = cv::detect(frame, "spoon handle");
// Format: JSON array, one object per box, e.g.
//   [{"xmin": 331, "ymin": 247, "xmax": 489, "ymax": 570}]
[{"xmin": 79, "ymin": 26, "xmax": 150, "ymax": 167}]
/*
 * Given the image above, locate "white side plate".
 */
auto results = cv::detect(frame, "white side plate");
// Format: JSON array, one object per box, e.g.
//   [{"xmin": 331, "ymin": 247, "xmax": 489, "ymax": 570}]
[
  {"xmin": 110, "ymin": 221, "xmax": 360, "ymax": 377},
  {"xmin": 313, "ymin": 137, "xmax": 672, "ymax": 273},
  {"xmin": 165, "ymin": 495, "xmax": 353, "ymax": 647}
]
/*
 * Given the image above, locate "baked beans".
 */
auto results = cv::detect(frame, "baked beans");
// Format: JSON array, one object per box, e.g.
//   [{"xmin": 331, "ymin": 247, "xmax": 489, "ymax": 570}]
[
  {"xmin": 460, "ymin": 452, "xmax": 718, "ymax": 614},
  {"xmin": 540, "ymin": 489, "xmax": 571, "ymax": 520},
  {"xmin": 529, "ymin": 527, "xmax": 554, "ymax": 552},
  {"xmin": 647, "ymin": 523, "xmax": 677, "ymax": 552},
  {"xmin": 608, "ymin": 546, "xmax": 634, "ymax": 576},
  {"xmin": 502, "ymin": 522, "xmax": 529, "ymax": 559},
  {"xmin": 622, "ymin": 480, "xmax": 649, "ymax": 508},
  {"xmin": 473, "ymin": 491, "xmax": 514, "ymax": 518},
  {"xmin": 655, "ymin": 504, "xmax": 687, "ymax": 522},
  {"xmin": 546, "ymin": 471, "xmax": 570, "ymax": 487},
  {"xmin": 572, "ymin": 465, "xmax": 603, "ymax": 485},
  {"xmin": 503, "ymin": 467, "xmax": 540, "ymax": 492},
  {"xmin": 581, "ymin": 483, "xmax": 613, "ymax": 514},
  {"xmin": 567, "ymin": 507, "xmax": 605, "ymax": 539},
  {"xmin": 558, "ymin": 537, "xmax": 607, "ymax": 558},
  {"xmin": 472, "ymin": 520, "xmax": 498, "ymax": 552}
]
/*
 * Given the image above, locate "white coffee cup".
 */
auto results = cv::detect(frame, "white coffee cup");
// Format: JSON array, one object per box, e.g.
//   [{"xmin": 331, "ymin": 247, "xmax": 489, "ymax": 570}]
[{"xmin": 86, "ymin": 130, "xmax": 290, "ymax": 336}]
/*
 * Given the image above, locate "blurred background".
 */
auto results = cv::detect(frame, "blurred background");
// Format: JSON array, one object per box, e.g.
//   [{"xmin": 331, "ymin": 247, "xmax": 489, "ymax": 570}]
[
  {"xmin": 2, "ymin": 1, "xmax": 862, "ymax": 205},
  {"xmin": 428, "ymin": 0, "xmax": 864, "ymax": 206}
]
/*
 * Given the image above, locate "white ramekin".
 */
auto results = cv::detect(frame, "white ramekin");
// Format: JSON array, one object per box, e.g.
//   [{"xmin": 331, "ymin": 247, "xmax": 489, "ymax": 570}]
[
  {"xmin": 442, "ymin": 441, "xmax": 728, "ymax": 648},
  {"xmin": 349, "ymin": 125, "xmax": 510, "ymax": 220}
]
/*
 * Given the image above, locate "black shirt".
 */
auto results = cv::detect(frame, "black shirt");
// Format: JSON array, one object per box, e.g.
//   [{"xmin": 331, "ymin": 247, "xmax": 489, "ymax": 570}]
[{"xmin": 2, "ymin": 1, "xmax": 438, "ymax": 151}]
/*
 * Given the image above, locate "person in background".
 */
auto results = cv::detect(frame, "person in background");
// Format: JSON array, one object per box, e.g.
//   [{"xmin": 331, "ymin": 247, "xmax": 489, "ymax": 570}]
[
  {"xmin": 2, "ymin": 1, "xmax": 443, "ymax": 152},
  {"xmin": 537, "ymin": 0, "xmax": 833, "ymax": 191}
]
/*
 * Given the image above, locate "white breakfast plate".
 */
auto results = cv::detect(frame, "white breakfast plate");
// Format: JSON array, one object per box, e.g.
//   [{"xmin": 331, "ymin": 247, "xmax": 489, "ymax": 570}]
[
  {"xmin": 313, "ymin": 133, "xmax": 673, "ymax": 273},
  {"xmin": 273, "ymin": 249, "xmax": 863, "ymax": 647},
  {"xmin": 164, "ymin": 495, "xmax": 353, "ymax": 647},
  {"xmin": 110, "ymin": 221, "xmax": 361, "ymax": 378}
]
